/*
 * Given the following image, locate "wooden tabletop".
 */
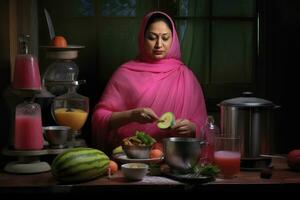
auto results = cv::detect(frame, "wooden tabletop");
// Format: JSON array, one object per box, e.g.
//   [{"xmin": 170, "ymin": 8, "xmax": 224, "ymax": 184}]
[{"xmin": 0, "ymin": 157, "xmax": 299, "ymax": 195}]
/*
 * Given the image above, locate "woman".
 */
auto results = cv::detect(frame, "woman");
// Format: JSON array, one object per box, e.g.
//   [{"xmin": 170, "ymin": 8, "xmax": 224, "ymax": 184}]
[{"xmin": 92, "ymin": 11, "xmax": 207, "ymax": 155}]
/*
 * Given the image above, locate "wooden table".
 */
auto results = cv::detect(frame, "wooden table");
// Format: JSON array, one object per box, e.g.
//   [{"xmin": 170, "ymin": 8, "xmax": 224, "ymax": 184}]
[{"xmin": 0, "ymin": 157, "xmax": 299, "ymax": 196}]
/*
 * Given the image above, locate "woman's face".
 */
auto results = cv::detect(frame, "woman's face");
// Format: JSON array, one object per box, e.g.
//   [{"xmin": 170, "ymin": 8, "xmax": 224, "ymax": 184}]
[{"xmin": 144, "ymin": 21, "xmax": 173, "ymax": 61}]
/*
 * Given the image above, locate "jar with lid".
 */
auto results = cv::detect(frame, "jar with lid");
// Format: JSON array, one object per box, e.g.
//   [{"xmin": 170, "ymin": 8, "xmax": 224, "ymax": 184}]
[
  {"xmin": 200, "ymin": 116, "xmax": 220, "ymax": 164},
  {"xmin": 14, "ymin": 100, "xmax": 43, "ymax": 150}
]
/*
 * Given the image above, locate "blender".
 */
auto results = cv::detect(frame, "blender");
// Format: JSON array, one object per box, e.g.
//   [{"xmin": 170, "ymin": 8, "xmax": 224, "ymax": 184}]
[
  {"xmin": 40, "ymin": 43, "xmax": 87, "ymax": 147},
  {"xmin": 2, "ymin": 34, "xmax": 51, "ymax": 174}
]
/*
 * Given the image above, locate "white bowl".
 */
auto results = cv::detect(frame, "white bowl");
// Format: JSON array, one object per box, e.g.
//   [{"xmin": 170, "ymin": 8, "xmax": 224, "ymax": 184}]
[{"xmin": 121, "ymin": 163, "xmax": 149, "ymax": 181}]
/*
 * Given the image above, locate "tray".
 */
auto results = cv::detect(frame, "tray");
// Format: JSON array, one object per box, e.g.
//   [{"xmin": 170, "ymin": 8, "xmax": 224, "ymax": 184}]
[
  {"xmin": 162, "ymin": 171, "xmax": 215, "ymax": 184},
  {"xmin": 113, "ymin": 153, "xmax": 163, "ymax": 164}
]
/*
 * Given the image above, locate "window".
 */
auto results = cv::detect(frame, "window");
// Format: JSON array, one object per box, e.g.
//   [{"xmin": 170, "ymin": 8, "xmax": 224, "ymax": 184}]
[{"xmin": 172, "ymin": 0, "xmax": 257, "ymax": 111}]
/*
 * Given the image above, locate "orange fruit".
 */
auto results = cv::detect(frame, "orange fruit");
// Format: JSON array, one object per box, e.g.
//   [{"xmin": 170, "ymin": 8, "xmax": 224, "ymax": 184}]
[
  {"xmin": 52, "ymin": 36, "xmax": 67, "ymax": 47},
  {"xmin": 107, "ymin": 160, "xmax": 118, "ymax": 175},
  {"xmin": 152, "ymin": 142, "xmax": 163, "ymax": 151},
  {"xmin": 149, "ymin": 149, "xmax": 163, "ymax": 159}
]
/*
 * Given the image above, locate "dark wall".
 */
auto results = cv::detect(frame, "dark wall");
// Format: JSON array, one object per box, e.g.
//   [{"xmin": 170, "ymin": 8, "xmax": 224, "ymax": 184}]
[
  {"xmin": 1, "ymin": 0, "xmax": 299, "ymax": 153},
  {"xmin": 0, "ymin": 0, "xmax": 11, "ymax": 151},
  {"xmin": 262, "ymin": 0, "xmax": 300, "ymax": 152}
]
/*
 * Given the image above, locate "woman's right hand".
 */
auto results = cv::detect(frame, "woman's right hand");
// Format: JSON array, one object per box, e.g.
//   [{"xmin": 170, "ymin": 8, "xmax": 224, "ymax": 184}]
[{"xmin": 131, "ymin": 108, "xmax": 160, "ymax": 124}]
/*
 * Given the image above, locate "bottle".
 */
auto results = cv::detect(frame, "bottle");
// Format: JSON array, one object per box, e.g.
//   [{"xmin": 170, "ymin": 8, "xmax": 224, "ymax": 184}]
[
  {"xmin": 201, "ymin": 116, "xmax": 220, "ymax": 164},
  {"xmin": 14, "ymin": 100, "xmax": 43, "ymax": 150}
]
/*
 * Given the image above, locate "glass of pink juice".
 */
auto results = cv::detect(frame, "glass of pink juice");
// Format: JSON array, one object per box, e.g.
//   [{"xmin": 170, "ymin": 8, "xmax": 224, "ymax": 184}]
[{"xmin": 214, "ymin": 137, "xmax": 241, "ymax": 178}]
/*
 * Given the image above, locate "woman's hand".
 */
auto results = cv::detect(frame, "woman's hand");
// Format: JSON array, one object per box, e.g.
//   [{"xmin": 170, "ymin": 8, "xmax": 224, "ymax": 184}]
[
  {"xmin": 109, "ymin": 108, "xmax": 159, "ymax": 130},
  {"xmin": 171, "ymin": 119, "xmax": 196, "ymax": 138},
  {"xmin": 131, "ymin": 108, "xmax": 160, "ymax": 124}
]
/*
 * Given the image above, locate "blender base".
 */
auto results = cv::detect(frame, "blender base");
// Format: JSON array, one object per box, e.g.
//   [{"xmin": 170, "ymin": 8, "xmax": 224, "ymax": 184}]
[
  {"xmin": 240, "ymin": 157, "xmax": 272, "ymax": 171},
  {"xmin": 4, "ymin": 158, "xmax": 51, "ymax": 174},
  {"xmin": 67, "ymin": 138, "xmax": 86, "ymax": 147}
]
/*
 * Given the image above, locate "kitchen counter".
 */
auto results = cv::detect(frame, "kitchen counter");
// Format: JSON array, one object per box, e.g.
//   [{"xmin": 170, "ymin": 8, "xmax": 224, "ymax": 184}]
[{"xmin": 0, "ymin": 157, "xmax": 299, "ymax": 196}]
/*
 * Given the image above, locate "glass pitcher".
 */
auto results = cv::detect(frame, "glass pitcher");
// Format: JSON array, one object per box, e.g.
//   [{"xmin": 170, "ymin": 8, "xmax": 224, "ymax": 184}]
[
  {"xmin": 51, "ymin": 81, "xmax": 89, "ymax": 146},
  {"xmin": 13, "ymin": 34, "xmax": 41, "ymax": 90},
  {"xmin": 14, "ymin": 100, "xmax": 43, "ymax": 150},
  {"xmin": 43, "ymin": 59, "xmax": 78, "ymax": 95}
]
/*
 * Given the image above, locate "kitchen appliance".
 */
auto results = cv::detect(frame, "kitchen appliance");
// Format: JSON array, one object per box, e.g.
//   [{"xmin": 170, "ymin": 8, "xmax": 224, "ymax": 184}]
[{"xmin": 218, "ymin": 92, "xmax": 280, "ymax": 170}]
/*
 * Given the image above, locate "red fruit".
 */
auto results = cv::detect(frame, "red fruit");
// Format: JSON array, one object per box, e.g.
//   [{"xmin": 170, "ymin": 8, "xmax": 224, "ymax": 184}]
[
  {"xmin": 152, "ymin": 142, "xmax": 163, "ymax": 151},
  {"xmin": 287, "ymin": 149, "xmax": 300, "ymax": 171},
  {"xmin": 149, "ymin": 149, "xmax": 163, "ymax": 159}
]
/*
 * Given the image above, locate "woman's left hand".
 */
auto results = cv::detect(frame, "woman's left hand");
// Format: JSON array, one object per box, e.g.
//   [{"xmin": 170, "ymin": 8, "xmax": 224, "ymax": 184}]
[{"xmin": 171, "ymin": 119, "xmax": 196, "ymax": 138}]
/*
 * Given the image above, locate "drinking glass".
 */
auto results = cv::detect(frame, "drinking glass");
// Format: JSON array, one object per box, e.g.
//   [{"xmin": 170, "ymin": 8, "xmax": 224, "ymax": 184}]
[{"xmin": 214, "ymin": 137, "xmax": 241, "ymax": 179}]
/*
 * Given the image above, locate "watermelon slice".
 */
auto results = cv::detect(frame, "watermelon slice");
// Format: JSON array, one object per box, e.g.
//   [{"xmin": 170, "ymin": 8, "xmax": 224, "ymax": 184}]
[{"xmin": 157, "ymin": 112, "xmax": 175, "ymax": 129}]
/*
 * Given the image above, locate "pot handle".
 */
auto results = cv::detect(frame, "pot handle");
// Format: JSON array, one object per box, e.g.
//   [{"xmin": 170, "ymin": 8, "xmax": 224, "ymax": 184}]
[
  {"xmin": 242, "ymin": 91, "xmax": 253, "ymax": 97},
  {"xmin": 274, "ymin": 105, "xmax": 281, "ymax": 109}
]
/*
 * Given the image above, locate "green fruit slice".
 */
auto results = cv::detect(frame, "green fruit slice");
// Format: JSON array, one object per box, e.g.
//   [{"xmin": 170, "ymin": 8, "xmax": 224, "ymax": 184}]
[
  {"xmin": 157, "ymin": 112, "xmax": 175, "ymax": 129},
  {"xmin": 112, "ymin": 146, "xmax": 123, "ymax": 155}
]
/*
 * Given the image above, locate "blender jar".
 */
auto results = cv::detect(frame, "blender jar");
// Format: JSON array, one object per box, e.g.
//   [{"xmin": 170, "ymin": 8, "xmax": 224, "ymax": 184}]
[
  {"xmin": 43, "ymin": 59, "xmax": 78, "ymax": 95},
  {"xmin": 14, "ymin": 101, "xmax": 43, "ymax": 150},
  {"xmin": 13, "ymin": 34, "xmax": 41, "ymax": 90}
]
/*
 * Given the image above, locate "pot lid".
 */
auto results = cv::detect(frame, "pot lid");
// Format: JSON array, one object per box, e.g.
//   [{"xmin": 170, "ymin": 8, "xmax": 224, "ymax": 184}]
[{"xmin": 219, "ymin": 92, "xmax": 276, "ymax": 107}]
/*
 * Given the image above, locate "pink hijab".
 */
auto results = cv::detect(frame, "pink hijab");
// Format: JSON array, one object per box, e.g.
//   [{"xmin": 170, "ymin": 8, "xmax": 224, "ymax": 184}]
[{"xmin": 92, "ymin": 11, "xmax": 207, "ymax": 154}]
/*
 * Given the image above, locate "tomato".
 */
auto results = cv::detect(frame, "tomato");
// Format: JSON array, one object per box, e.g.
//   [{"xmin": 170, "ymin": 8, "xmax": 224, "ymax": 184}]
[
  {"xmin": 149, "ymin": 149, "xmax": 163, "ymax": 159},
  {"xmin": 287, "ymin": 149, "xmax": 300, "ymax": 171}
]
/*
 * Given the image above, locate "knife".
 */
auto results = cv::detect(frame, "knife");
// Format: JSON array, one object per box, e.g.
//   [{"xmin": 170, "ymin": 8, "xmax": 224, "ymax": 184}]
[{"xmin": 44, "ymin": 8, "xmax": 56, "ymax": 40}]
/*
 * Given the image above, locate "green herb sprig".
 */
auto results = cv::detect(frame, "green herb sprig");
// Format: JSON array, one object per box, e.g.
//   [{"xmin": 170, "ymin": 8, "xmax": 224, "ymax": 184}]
[{"xmin": 193, "ymin": 164, "xmax": 220, "ymax": 177}]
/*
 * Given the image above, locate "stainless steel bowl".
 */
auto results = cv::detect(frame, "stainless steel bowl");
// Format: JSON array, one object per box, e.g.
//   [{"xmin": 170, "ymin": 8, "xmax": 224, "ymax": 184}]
[
  {"xmin": 123, "ymin": 145, "xmax": 152, "ymax": 159},
  {"xmin": 163, "ymin": 137, "xmax": 204, "ymax": 173},
  {"xmin": 43, "ymin": 126, "xmax": 70, "ymax": 148}
]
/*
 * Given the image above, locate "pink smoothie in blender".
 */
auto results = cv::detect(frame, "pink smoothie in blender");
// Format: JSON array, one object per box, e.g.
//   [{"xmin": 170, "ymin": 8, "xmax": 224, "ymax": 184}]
[
  {"xmin": 12, "ymin": 34, "xmax": 41, "ymax": 90},
  {"xmin": 14, "ymin": 102, "xmax": 43, "ymax": 150},
  {"xmin": 13, "ymin": 55, "xmax": 41, "ymax": 90}
]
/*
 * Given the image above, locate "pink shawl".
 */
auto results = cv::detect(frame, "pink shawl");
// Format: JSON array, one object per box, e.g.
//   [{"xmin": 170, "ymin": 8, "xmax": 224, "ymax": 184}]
[{"xmin": 92, "ymin": 11, "xmax": 207, "ymax": 154}]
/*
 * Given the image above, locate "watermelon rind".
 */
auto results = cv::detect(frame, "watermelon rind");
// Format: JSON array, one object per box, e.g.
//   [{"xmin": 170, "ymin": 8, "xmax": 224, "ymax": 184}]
[{"xmin": 51, "ymin": 147, "xmax": 109, "ymax": 183}]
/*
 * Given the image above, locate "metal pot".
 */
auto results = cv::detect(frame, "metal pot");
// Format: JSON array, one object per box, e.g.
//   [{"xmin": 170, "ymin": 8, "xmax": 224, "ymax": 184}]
[
  {"xmin": 218, "ymin": 92, "xmax": 280, "ymax": 169},
  {"xmin": 163, "ymin": 137, "xmax": 204, "ymax": 174}
]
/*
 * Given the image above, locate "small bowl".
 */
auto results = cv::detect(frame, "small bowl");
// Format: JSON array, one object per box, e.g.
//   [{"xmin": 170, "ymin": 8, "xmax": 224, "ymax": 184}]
[
  {"xmin": 123, "ymin": 145, "xmax": 152, "ymax": 159},
  {"xmin": 43, "ymin": 126, "xmax": 70, "ymax": 148},
  {"xmin": 121, "ymin": 163, "xmax": 149, "ymax": 181}
]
